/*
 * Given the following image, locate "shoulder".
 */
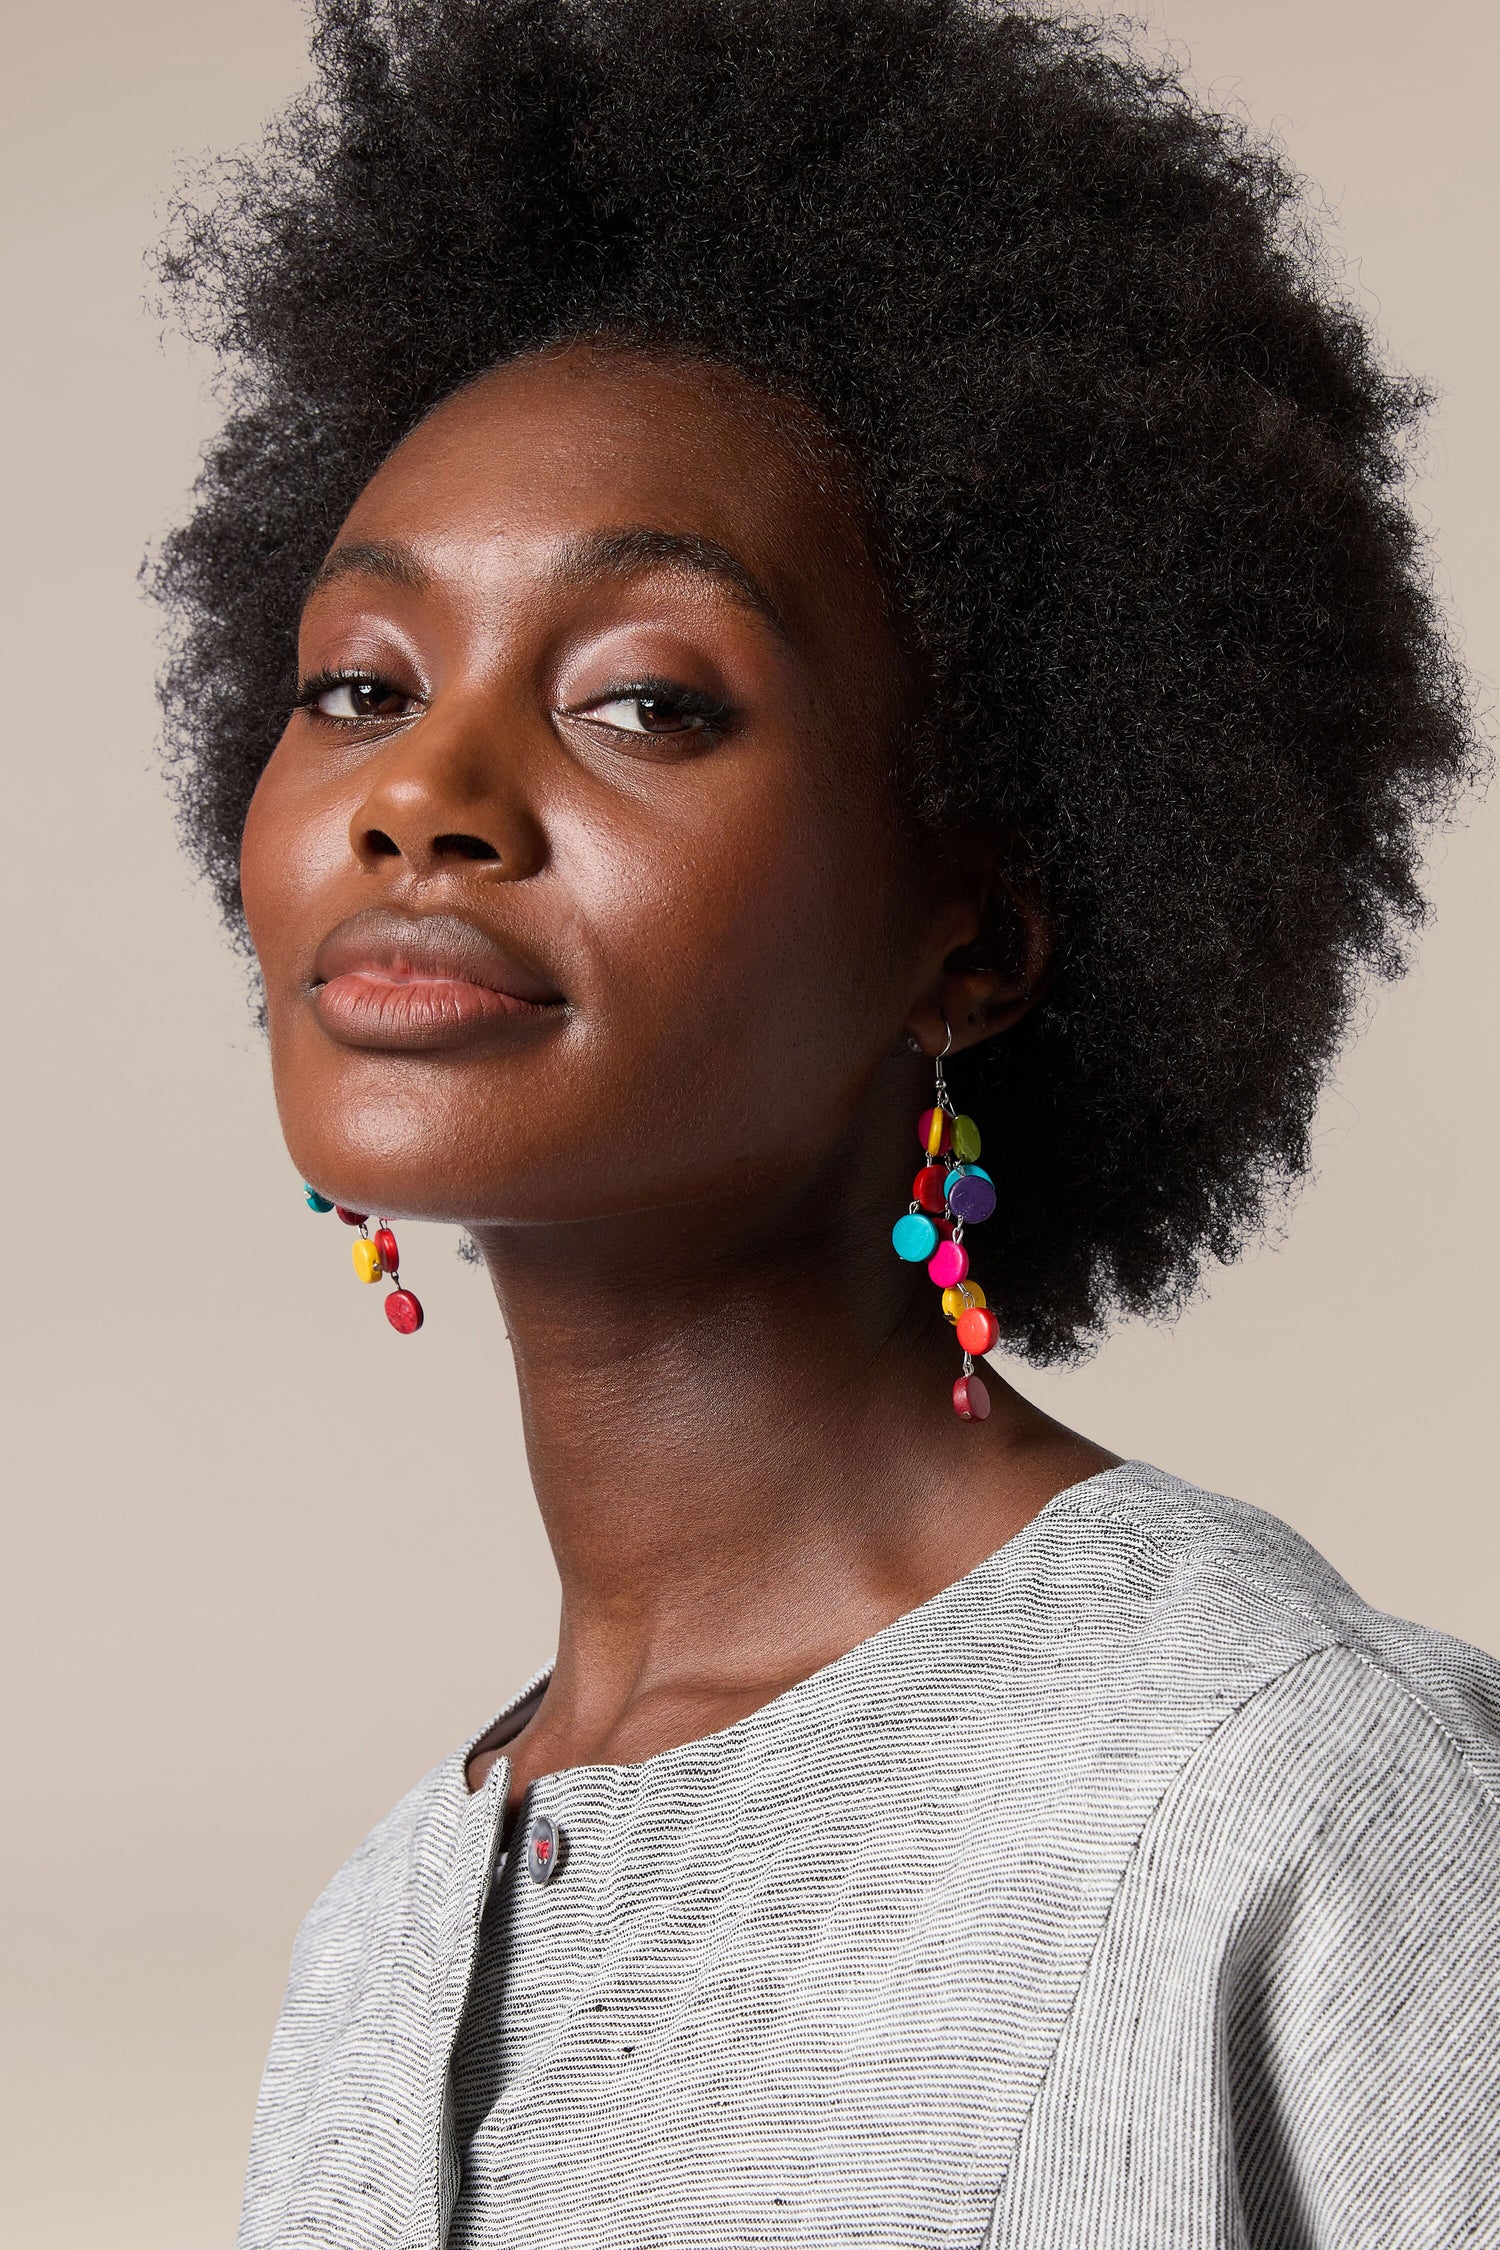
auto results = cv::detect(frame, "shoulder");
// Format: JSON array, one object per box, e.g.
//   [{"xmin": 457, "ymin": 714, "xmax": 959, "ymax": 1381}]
[
  {"xmin": 993, "ymin": 1491, "xmax": 1500, "ymax": 2250},
  {"xmin": 1001, "ymin": 1459, "xmax": 1500, "ymax": 1805}
]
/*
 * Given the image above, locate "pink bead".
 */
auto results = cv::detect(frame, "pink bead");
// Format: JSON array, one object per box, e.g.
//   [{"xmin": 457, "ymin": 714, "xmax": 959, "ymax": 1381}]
[
  {"xmin": 953, "ymin": 1373, "xmax": 991, "ymax": 1422},
  {"xmin": 927, "ymin": 1239, "xmax": 969, "ymax": 1287},
  {"xmin": 384, "ymin": 1288, "xmax": 423, "ymax": 1334}
]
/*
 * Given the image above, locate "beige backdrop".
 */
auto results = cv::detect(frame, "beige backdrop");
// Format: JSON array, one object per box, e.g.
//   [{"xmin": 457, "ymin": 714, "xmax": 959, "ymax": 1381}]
[{"xmin": 3, "ymin": 1, "xmax": 1496, "ymax": 2241}]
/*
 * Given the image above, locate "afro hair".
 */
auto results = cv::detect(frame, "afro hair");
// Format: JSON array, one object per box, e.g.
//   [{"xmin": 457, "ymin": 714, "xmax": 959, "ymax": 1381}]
[{"xmin": 150, "ymin": 0, "xmax": 1482, "ymax": 1358}]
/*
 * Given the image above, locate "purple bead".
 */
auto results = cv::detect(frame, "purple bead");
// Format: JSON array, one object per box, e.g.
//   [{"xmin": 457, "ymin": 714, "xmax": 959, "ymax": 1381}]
[{"xmin": 947, "ymin": 1169, "xmax": 997, "ymax": 1224}]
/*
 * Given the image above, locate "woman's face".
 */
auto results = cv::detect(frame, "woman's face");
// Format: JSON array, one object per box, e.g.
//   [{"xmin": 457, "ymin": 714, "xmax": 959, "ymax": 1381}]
[{"xmin": 241, "ymin": 343, "xmax": 969, "ymax": 1229}]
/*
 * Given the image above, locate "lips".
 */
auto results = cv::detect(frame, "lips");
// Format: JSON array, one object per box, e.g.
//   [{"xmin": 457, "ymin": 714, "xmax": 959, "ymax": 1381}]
[{"xmin": 311, "ymin": 910, "xmax": 564, "ymax": 1051}]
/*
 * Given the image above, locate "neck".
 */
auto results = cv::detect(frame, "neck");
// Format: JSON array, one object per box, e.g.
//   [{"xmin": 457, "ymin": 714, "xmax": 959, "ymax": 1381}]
[{"xmin": 470, "ymin": 1108, "xmax": 1114, "ymax": 1778}]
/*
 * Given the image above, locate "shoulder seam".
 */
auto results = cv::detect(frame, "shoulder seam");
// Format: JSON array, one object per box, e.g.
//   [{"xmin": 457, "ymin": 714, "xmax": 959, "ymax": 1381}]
[
  {"xmin": 982, "ymin": 1639, "xmax": 1346, "ymax": 2231},
  {"xmin": 1313, "ymin": 1641, "xmax": 1500, "ymax": 1816},
  {"xmin": 984, "ymin": 1637, "xmax": 1498, "ymax": 2242},
  {"xmin": 1073, "ymin": 1486, "xmax": 1499, "ymax": 1815}
]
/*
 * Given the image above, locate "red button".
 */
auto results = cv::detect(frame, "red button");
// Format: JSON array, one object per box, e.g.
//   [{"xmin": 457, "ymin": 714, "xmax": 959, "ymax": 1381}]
[{"xmin": 527, "ymin": 1814, "xmax": 561, "ymax": 1885}]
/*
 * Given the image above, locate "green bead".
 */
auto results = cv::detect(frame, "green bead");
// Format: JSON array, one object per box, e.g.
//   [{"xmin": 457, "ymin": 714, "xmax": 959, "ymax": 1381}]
[
  {"xmin": 304, "ymin": 1185, "xmax": 335, "ymax": 1213},
  {"xmin": 952, "ymin": 1114, "xmax": 982, "ymax": 1161}
]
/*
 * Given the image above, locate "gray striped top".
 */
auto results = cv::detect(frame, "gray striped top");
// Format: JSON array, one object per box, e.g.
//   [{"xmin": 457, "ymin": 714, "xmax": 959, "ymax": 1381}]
[{"xmin": 239, "ymin": 1463, "xmax": 1500, "ymax": 2248}]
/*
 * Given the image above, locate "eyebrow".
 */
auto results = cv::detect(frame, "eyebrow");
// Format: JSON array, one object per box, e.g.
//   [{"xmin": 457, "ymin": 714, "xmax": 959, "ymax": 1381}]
[
  {"xmin": 304, "ymin": 525, "xmax": 789, "ymax": 639},
  {"xmin": 550, "ymin": 526, "xmax": 790, "ymax": 639},
  {"xmin": 306, "ymin": 539, "xmax": 431, "ymax": 599}
]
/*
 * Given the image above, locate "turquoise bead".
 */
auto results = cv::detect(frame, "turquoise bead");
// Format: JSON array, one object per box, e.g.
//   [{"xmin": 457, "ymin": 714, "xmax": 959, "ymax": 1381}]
[
  {"xmin": 892, "ymin": 1211, "xmax": 940, "ymax": 1262},
  {"xmin": 304, "ymin": 1185, "xmax": 334, "ymax": 1213}
]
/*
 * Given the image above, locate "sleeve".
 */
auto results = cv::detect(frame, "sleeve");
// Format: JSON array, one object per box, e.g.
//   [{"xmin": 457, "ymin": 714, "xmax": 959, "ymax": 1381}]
[{"xmin": 989, "ymin": 1643, "xmax": 1500, "ymax": 2250}]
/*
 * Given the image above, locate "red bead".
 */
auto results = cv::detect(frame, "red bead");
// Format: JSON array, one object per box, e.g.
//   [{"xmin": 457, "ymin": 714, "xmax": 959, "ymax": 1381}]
[
  {"xmin": 334, "ymin": 1206, "xmax": 368, "ymax": 1227},
  {"xmin": 953, "ymin": 1372, "xmax": 991, "ymax": 1422},
  {"xmin": 956, "ymin": 1304, "xmax": 1000, "ymax": 1355},
  {"xmin": 912, "ymin": 1165, "xmax": 948, "ymax": 1214},
  {"xmin": 374, "ymin": 1226, "xmax": 400, "ymax": 1274},
  {"xmin": 384, "ymin": 1288, "xmax": 423, "ymax": 1334}
]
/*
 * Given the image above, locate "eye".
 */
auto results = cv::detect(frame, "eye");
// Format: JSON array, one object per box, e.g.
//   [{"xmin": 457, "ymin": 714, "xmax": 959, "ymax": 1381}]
[
  {"xmin": 297, "ymin": 672, "xmax": 416, "ymax": 722},
  {"xmin": 573, "ymin": 684, "xmax": 730, "ymax": 738}
]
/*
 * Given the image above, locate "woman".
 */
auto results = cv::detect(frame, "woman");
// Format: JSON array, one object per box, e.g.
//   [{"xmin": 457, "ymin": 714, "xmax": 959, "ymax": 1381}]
[{"xmin": 154, "ymin": 0, "xmax": 1499, "ymax": 2242}]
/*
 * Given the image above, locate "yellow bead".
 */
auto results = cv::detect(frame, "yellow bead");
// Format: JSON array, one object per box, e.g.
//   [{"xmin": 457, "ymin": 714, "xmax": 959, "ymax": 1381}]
[
  {"xmin": 927, "ymin": 1106, "xmax": 949, "ymax": 1157},
  {"xmin": 352, "ymin": 1237, "xmax": 382, "ymax": 1283},
  {"xmin": 953, "ymin": 1113, "xmax": 982, "ymax": 1161},
  {"xmin": 942, "ymin": 1279, "xmax": 987, "ymax": 1322}
]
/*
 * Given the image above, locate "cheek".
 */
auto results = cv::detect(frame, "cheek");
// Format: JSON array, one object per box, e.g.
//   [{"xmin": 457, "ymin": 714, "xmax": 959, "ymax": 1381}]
[
  {"xmin": 552, "ymin": 764, "xmax": 907, "ymax": 1179},
  {"xmin": 239, "ymin": 740, "xmax": 352, "ymax": 976},
  {"xmin": 240, "ymin": 747, "xmax": 379, "ymax": 1195}
]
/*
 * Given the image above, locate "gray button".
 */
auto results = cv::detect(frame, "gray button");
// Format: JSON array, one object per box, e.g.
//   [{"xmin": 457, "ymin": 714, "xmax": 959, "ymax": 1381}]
[{"xmin": 526, "ymin": 1813, "xmax": 560, "ymax": 1885}]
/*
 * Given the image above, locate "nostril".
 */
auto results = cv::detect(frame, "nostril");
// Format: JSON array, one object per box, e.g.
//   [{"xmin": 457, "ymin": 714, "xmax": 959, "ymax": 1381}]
[
  {"xmin": 433, "ymin": 833, "xmax": 501, "ymax": 862},
  {"xmin": 366, "ymin": 829, "xmax": 401, "ymax": 858}
]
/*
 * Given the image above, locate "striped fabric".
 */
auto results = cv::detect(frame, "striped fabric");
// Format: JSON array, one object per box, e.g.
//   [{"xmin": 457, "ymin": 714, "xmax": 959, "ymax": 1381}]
[{"xmin": 239, "ymin": 1463, "xmax": 1500, "ymax": 2248}]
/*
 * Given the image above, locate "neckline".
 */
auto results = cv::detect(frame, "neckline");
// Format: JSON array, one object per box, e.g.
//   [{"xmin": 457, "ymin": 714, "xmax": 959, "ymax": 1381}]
[{"xmin": 461, "ymin": 1458, "xmax": 1154, "ymax": 1800}]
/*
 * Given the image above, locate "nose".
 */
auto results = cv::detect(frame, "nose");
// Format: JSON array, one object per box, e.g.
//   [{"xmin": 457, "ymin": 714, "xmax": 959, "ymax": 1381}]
[{"xmin": 348, "ymin": 695, "xmax": 547, "ymax": 881}]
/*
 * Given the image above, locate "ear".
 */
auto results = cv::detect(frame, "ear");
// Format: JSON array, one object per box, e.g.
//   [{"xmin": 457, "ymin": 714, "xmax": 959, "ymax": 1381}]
[{"xmin": 905, "ymin": 857, "xmax": 1053, "ymax": 1062}]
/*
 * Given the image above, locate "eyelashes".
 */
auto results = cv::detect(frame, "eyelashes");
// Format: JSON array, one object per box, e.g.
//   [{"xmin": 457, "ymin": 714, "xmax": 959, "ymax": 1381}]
[
  {"xmin": 292, "ymin": 669, "xmax": 736, "ymax": 743},
  {"xmin": 569, "ymin": 679, "xmax": 734, "ymax": 739},
  {"xmin": 294, "ymin": 670, "xmax": 417, "ymax": 722}
]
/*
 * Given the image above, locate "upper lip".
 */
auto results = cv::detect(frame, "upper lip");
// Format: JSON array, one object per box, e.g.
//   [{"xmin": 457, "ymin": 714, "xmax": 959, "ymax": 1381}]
[{"xmin": 311, "ymin": 909, "xmax": 564, "ymax": 1005}]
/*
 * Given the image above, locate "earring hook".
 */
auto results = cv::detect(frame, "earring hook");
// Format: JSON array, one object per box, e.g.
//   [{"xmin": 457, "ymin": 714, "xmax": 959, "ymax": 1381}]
[{"xmin": 934, "ymin": 1010, "xmax": 953, "ymax": 1108}]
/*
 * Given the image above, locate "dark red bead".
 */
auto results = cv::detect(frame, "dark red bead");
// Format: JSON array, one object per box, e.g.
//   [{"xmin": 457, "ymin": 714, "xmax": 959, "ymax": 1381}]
[
  {"xmin": 374, "ymin": 1227, "xmax": 400, "ymax": 1274},
  {"xmin": 385, "ymin": 1288, "xmax": 423, "ymax": 1335},
  {"xmin": 912, "ymin": 1165, "xmax": 948, "ymax": 1214},
  {"xmin": 334, "ymin": 1206, "xmax": 368, "ymax": 1227},
  {"xmin": 953, "ymin": 1372, "xmax": 991, "ymax": 1422}
]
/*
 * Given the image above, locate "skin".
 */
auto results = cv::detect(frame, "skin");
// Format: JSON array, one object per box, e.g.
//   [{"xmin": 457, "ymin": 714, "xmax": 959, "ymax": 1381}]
[{"xmin": 241, "ymin": 341, "xmax": 1114, "ymax": 1805}]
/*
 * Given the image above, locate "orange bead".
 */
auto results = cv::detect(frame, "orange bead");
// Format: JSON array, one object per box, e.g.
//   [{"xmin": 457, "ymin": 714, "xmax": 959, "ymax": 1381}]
[{"xmin": 956, "ymin": 1304, "xmax": 1000, "ymax": 1355}]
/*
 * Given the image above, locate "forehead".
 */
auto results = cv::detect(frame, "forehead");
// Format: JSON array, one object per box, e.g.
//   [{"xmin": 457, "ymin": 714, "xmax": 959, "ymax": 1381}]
[{"xmin": 337, "ymin": 344, "xmax": 875, "ymax": 624}]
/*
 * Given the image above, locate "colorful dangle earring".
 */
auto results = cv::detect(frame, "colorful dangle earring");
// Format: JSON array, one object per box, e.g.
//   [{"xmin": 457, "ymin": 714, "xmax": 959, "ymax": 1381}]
[
  {"xmin": 890, "ymin": 1026, "xmax": 999, "ymax": 1420},
  {"xmin": 304, "ymin": 1185, "xmax": 424, "ymax": 1333}
]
